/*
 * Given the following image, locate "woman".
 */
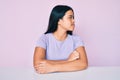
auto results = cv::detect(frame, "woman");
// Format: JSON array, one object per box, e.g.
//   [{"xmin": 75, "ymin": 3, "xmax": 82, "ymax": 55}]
[{"xmin": 33, "ymin": 5, "xmax": 88, "ymax": 74}]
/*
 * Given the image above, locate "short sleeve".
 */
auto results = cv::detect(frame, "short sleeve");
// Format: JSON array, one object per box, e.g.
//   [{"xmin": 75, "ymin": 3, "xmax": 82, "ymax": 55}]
[
  {"xmin": 36, "ymin": 34, "xmax": 47, "ymax": 49},
  {"xmin": 73, "ymin": 35, "xmax": 84, "ymax": 49}
]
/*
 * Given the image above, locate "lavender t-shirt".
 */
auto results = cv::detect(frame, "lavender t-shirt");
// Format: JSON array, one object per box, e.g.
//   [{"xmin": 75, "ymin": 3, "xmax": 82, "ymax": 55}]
[{"xmin": 36, "ymin": 33, "xmax": 84, "ymax": 60}]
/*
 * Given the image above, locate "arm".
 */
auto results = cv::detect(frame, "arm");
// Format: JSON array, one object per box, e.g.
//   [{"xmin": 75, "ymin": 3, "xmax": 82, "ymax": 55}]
[
  {"xmin": 54, "ymin": 46, "xmax": 88, "ymax": 72},
  {"xmin": 33, "ymin": 46, "xmax": 88, "ymax": 73},
  {"xmin": 33, "ymin": 47, "xmax": 71, "ymax": 73},
  {"xmin": 33, "ymin": 47, "xmax": 79, "ymax": 66},
  {"xmin": 33, "ymin": 47, "xmax": 68, "ymax": 66}
]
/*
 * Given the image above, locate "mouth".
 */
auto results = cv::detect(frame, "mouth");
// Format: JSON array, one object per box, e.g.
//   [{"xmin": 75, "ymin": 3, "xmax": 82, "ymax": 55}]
[{"xmin": 71, "ymin": 24, "xmax": 75, "ymax": 26}]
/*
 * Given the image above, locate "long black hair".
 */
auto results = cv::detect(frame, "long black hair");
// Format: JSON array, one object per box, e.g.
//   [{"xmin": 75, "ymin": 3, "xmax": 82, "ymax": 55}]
[{"xmin": 45, "ymin": 5, "xmax": 74, "ymax": 35}]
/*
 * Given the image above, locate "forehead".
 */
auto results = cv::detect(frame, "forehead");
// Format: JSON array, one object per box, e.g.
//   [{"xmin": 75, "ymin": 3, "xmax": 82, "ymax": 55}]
[{"xmin": 64, "ymin": 10, "xmax": 74, "ymax": 16}]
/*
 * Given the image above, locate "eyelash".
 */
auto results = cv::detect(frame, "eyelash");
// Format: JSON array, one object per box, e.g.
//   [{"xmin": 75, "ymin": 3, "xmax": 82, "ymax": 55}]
[{"xmin": 69, "ymin": 17, "xmax": 74, "ymax": 19}]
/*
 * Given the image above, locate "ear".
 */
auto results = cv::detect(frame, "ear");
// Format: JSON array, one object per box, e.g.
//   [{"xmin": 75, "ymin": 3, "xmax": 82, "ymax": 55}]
[{"xmin": 58, "ymin": 19, "xmax": 62, "ymax": 25}]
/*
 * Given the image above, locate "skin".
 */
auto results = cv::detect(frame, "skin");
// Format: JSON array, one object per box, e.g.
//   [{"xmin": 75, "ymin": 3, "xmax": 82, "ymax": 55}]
[{"xmin": 33, "ymin": 10, "xmax": 88, "ymax": 74}]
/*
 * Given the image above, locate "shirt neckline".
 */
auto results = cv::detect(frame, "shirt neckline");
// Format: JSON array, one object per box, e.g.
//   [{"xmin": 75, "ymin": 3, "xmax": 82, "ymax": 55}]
[{"xmin": 50, "ymin": 33, "xmax": 69, "ymax": 43}]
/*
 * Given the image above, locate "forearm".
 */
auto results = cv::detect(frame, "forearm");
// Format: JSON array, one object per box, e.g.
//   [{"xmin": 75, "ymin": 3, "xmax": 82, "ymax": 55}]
[
  {"xmin": 33, "ymin": 47, "xmax": 88, "ymax": 74},
  {"xmin": 54, "ymin": 59, "xmax": 88, "ymax": 72},
  {"xmin": 34, "ymin": 58, "xmax": 87, "ymax": 73},
  {"xmin": 38, "ymin": 59, "xmax": 68, "ymax": 64},
  {"xmin": 45, "ymin": 60, "xmax": 68, "ymax": 64},
  {"xmin": 33, "ymin": 59, "xmax": 69, "ymax": 69}
]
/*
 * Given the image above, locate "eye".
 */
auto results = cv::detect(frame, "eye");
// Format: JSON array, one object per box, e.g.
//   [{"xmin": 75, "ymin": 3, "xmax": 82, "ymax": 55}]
[
  {"xmin": 69, "ymin": 16, "xmax": 72, "ymax": 19},
  {"xmin": 68, "ymin": 16, "xmax": 74, "ymax": 19}
]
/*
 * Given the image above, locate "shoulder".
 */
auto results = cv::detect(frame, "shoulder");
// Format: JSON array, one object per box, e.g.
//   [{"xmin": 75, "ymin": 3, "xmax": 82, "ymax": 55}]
[
  {"xmin": 69, "ymin": 34, "xmax": 83, "ymax": 40},
  {"xmin": 39, "ymin": 33, "xmax": 52, "ymax": 39},
  {"xmin": 69, "ymin": 34, "xmax": 84, "ymax": 47},
  {"xmin": 37, "ymin": 33, "xmax": 51, "ymax": 44},
  {"xmin": 36, "ymin": 33, "xmax": 52, "ymax": 49}
]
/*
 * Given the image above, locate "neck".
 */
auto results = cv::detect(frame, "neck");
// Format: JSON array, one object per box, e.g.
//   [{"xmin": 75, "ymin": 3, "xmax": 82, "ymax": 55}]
[{"xmin": 53, "ymin": 30, "xmax": 67, "ymax": 41}]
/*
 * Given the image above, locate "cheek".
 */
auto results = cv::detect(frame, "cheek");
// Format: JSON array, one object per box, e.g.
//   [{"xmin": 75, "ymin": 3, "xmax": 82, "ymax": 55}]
[{"xmin": 64, "ymin": 21, "xmax": 71, "ymax": 26}]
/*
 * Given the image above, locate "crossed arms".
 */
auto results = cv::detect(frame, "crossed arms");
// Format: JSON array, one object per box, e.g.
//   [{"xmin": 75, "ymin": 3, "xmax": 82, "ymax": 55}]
[{"xmin": 33, "ymin": 46, "xmax": 88, "ymax": 74}]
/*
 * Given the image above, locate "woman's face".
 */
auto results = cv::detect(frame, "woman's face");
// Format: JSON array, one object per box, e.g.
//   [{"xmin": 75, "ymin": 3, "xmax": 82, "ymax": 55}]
[{"xmin": 58, "ymin": 10, "xmax": 75, "ymax": 31}]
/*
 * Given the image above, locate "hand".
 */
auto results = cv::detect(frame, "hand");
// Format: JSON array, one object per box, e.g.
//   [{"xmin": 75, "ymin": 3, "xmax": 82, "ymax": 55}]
[
  {"xmin": 68, "ymin": 50, "xmax": 80, "ymax": 61},
  {"xmin": 34, "ymin": 60, "xmax": 56, "ymax": 74}
]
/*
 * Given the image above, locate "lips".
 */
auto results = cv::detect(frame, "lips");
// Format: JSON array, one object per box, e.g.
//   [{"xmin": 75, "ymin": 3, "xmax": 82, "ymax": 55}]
[{"xmin": 71, "ymin": 24, "xmax": 75, "ymax": 26}]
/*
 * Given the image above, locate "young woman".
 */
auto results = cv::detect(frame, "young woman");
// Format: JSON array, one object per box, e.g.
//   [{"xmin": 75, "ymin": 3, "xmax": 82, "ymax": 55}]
[{"xmin": 33, "ymin": 5, "xmax": 88, "ymax": 74}]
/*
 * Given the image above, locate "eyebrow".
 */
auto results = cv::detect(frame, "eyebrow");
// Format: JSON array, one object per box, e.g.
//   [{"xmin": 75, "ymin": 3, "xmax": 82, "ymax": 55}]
[{"xmin": 68, "ymin": 15, "xmax": 74, "ymax": 17}]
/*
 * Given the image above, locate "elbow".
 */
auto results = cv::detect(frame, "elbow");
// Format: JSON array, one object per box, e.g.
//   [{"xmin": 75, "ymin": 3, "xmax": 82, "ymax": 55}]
[
  {"xmin": 83, "ymin": 63, "xmax": 88, "ymax": 70},
  {"xmin": 78, "ymin": 62, "xmax": 88, "ymax": 70},
  {"xmin": 83, "ymin": 60, "xmax": 88, "ymax": 69},
  {"xmin": 81, "ymin": 60, "xmax": 88, "ymax": 70}
]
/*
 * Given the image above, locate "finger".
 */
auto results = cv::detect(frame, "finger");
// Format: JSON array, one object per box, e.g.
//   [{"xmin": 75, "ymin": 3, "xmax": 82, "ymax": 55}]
[
  {"xmin": 73, "ymin": 50, "xmax": 78, "ymax": 53},
  {"xmin": 39, "ymin": 63, "xmax": 45, "ymax": 67},
  {"xmin": 74, "ymin": 53, "xmax": 79, "ymax": 57},
  {"xmin": 39, "ymin": 61, "xmax": 46, "ymax": 64},
  {"xmin": 74, "ymin": 50, "xmax": 80, "ymax": 54},
  {"xmin": 75, "ymin": 54, "xmax": 79, "ymax": 58},
  {"xmin": 35, "ymin": 62, "xmax": 46, "ymax": 68},
  {"xmin": 37, "ymin": 70, "xmax": 44, "ymax": 74},
  {"xmin": 37, "ymin": 68, "xmax": 46, "ymax": 74},
  {"xmin": 36, "ymin": 67, "xmax": 45, "ymax": 73},
  {"xmin": 73, "ymin": 56, "xmax": 79, "ymax": 59},
  {"xmin": 35, "ymin": 61, "xmax": 46, "ymax": 66},
  {"xmin": 35, "ymin": 65, "xmax": 45, "ymax": 71},
  {"xmin": 34, "ymin": 64, "xmax": 42, "ymax": 68},
  {"xmin": 74, "ymin": 52, "xmax": 79, "ymax": 56}
]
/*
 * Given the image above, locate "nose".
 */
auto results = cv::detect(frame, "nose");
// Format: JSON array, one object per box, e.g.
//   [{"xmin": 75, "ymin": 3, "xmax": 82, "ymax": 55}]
[{"xmin": 72, "ymin": 18, "xmax": 75, "ymax": 23}]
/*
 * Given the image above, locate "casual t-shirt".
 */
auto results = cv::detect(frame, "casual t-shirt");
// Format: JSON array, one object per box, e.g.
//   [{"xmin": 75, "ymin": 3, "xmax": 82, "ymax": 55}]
[{"xmin": 36, "ymin": 33, "xmax": 84, "ymax": 60}]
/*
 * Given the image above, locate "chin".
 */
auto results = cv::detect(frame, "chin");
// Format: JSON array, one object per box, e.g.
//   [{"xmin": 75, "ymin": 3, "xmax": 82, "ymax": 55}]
[
  {"xmin": 67, "ymin": 26, "xmax": 74, "ymax": 31},
  {"xmin": 68, "ymin": 29, "xmax": 74, "ymax": 31},
  {"xmin": 70, "ymin": 28, "xmax": 74, "ymax": 31}
]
